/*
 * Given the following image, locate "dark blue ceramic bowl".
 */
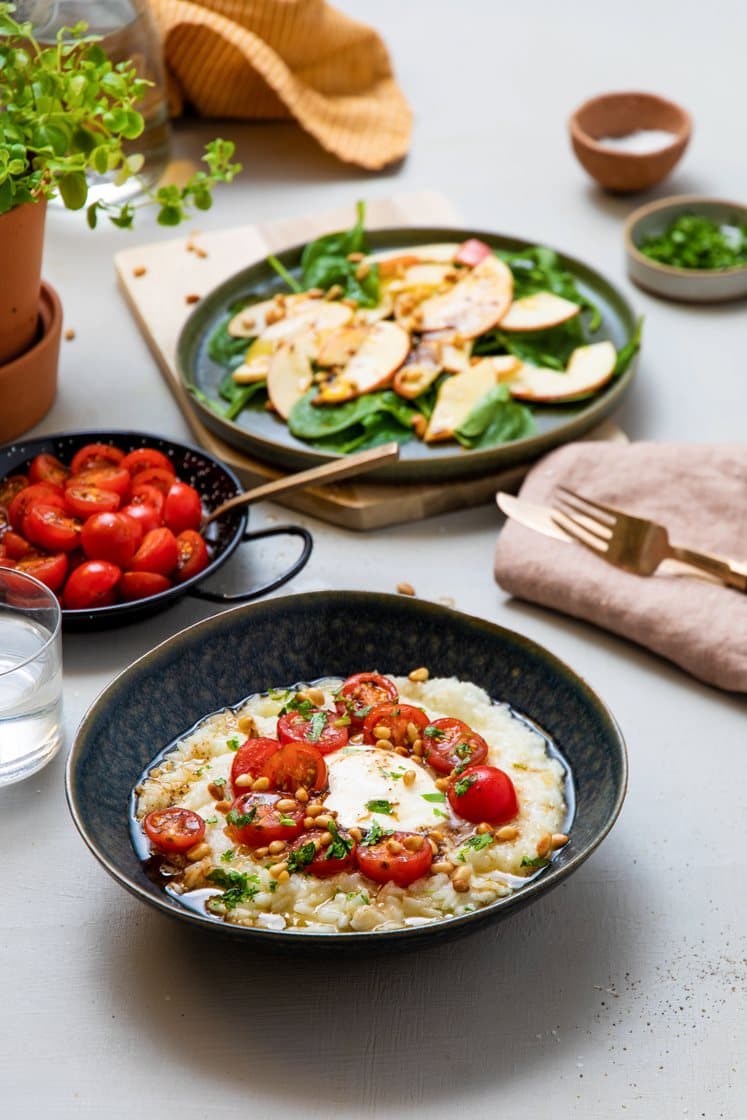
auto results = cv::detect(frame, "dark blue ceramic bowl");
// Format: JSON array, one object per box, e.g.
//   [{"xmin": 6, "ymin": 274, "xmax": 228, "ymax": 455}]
[
  {"xmin": 0, "ymin": 429, "xmax": 312, "ymax": 629},
  {"xmin": 66, "ymin": 592, "xmax": 627, "ymax": 949}
]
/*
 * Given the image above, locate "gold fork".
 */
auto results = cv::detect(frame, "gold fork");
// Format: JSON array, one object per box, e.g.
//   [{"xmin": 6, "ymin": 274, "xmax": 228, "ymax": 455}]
[{"xmin": 550, "ymin": 487, "xmax": 747, "ymax": 591}]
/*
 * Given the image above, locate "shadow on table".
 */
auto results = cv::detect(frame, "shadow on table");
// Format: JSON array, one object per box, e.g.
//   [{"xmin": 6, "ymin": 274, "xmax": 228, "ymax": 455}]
[{"xmin": 104, "ymin": 865, "xmax": 653, "ymax": 1109}]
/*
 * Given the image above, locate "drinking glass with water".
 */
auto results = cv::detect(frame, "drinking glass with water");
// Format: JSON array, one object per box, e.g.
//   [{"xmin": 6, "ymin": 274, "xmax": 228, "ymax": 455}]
[{"xmin": 0, "ymin": 569, "xmax": 63, "ymax": 785}]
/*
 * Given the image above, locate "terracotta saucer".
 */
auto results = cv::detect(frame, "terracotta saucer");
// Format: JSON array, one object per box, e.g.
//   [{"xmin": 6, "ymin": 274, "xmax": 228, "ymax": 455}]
[{"xmin": 0, "ymin": 281, "xmax": 62, "ymax": 443}]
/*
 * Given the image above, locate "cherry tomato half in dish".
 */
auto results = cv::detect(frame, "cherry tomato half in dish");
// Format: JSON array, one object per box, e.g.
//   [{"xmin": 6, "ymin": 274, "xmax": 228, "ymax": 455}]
[
  {"xmin": 8, "ymin": 483, "xmax": 64, "ymax": 530},
  {"xmin": 130, "ymin": 527, "xmax": 178, "ymax": 576},
  {"xmin": 422, "ymin": 718, "xmax": 489, "ymax": 775},
  {"xmin": 143, "ymin": 807, "xmax": 205, "ymax": 853},
  {"xmin": 174, "ymin": 529, "xmax": 209, "ymax": 583},
  {"xmin": 64, "ymin": 483, "xmax": 121, "ymax": 519},
  {"xmin": 230, "ymin": 737, "xmax": 281, "ymax": 796},
  {"xmin": 335, "ymin": 672, "xmax": 398, "ymax": 729},
  {"xmin": 81, "ymin": 511, "xmax": 142, "ymax": 568},
  {"xmin": 362, "ymin": 702, "xmax": 429, "ymax": 749},
  {"xmin": 447, "ymin": 765, "xmax": 518, "ymax": 825},
  {"xmin": 121, "ymin": 447, "xmax": 174, "ymax": 477},
  {"xmin": 23, "ymin": 504, "xmax": 81, "ymax": 553},
  {"xmin": 72, "ymin": 465, "xmax": 130, "ymax": 502},
  {"xmin": 288, "ymin": 828, "xmax": 357, "ymax": 878},
  {"xmin": 225, "ymin": 792, "xmax": 305, "ymax": 847},
  {"xmin": 130, "ymin": 467, "xmax": 174, "ymax": 497},
  {"xmin": 62, "ymin": 560, "xmax": 121, "ymax": 610},
  {"xmin": 355, "ymin": 830, "xmax": 433, "ymax": 887},
  {"xmin": 0, "ymin": 474, "xmax": 29, "ymax": 508},
  {"xmin": 163, "ymin": 480, "xmax": 202, "ymax": 535},
  {"xmin": 118, "ymin": 571, "xmax": 172, "ymax": 601},
  {"xmin": 28, "ymin": 453, "xmax": 69, "ymax": 488},
  {"xmin": 261, "ymin": 742, "xmax": 327, "ymax": 794},
  {"xmin": 70, "ymin": 442, "xmax": 125, "ymax": 475},
  {"xmin": 277, "ymin": 708, "xmax": 348, "ymax": 755},
  {"xmin": 3, "ymin": 530, "xmax": 34, "ymax": 560},
  {"xmin": 121, "ymin": 497, "xmax": 162, "ymax": 535},
  {"xmin": 16, "ymin": 552, "xmax": 68, "ymax": 592}
]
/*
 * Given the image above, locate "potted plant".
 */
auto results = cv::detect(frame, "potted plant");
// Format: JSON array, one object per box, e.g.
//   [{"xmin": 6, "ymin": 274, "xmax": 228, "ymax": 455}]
[{"xmin": 0, "ymin": 2, "xmax": 240, "ymax": 440}]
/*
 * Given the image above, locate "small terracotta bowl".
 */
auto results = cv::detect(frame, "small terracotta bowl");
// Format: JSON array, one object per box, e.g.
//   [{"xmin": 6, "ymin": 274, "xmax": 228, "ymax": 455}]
[
  {"xmin": 569, "ymin": 91, "xmax": 691, "ymax": 193},
  {"xmin": 0, "ymin": 281, "xmax": 62, "ymax": 443}
]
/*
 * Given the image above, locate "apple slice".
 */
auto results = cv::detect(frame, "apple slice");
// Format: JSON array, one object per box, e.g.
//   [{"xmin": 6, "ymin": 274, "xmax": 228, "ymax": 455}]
[
  {"xmin": 508, "ymin": 341, "xmax": 617, "ymax": 402},
  {"xmin": 266, "ymin": 342, "xmax": 314, "ymax": 420},
  {"xmin": 261, "ymin": 298, "xmax": 353, "ymax": 344},
  {"xmin": 314, "ymin": 321, "xmax": 410, "ymax": 405},
  {"xmin": 388, "ymin": 262, "xmax": 456, "ymax": 292},
  {"xmin": 372, "ymin": 244, "xmax": 459, "ymax": 271},
  {"xmin": 418, "ymin": 255, "xmax": 513, "ymax": 339},
  {"xmin": 425, "ymin": 359, "xmax": 501, "ymax": 442},
  {"xmin": 354, "ymin": 290, "xmax": 394, "ymax": 324},
  {"xmin": 500, "ymin": 292, "xmax": 580, "ymax": 332},
  {"xmin": 227, "ymin": 298, "xmax": 282, "ymax": 339},
  {"xmin": 316, "ymin": 325, "xmax": 370, "ymax": 368},
  {"xmin": 393, "ymin": 339, "xmax": 443, "ymax": 399}
]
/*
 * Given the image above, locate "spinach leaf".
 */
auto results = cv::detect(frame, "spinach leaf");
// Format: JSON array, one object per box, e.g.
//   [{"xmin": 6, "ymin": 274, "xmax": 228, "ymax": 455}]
[
  {"xmin": 613, "ymin": 317, "xmax": 643, "ymax": 377},
  {"xmin": 498, "ymin": 245, "xmax": 602, "ymax": 332},
  {"xmin": 217, "ymin": 371, "xmax": 268, "ymax": 420},
  {"xmin": 455, "ymin": 385, "xmax": 535, "ymax": 448},
  {"xmin": 473, "ymin": 315, "xmax": 588, "ymax": 371},
  {"xmin": 207, "ymin": 314, "xmax": 250, "ymax": 370},
  {"xmin": 299, "ymin": 201, "xmax": 381, "ymax": 307},
  {"xmin": 289, "ymin": 388, "xmax": 416, "ymax": 440}
]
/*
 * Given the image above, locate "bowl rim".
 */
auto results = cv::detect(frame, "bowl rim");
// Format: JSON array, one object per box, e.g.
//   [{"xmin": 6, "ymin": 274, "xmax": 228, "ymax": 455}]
[
  {"xmin": 569, "ymin": 90, "xmax": 691, "ymax": 160},
  {"xmin": 65, "ymin": 591, "xmax": 629, "ymax": 946},
  {"xmin": 623, "ymin": 194, "xmax": 747, "ymax": 278}
]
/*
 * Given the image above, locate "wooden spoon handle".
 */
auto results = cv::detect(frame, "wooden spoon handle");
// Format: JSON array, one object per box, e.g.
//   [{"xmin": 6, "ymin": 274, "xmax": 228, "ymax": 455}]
[{"xmin": 205, "ymin": 442, "xmax": 400, "ymax": 524}]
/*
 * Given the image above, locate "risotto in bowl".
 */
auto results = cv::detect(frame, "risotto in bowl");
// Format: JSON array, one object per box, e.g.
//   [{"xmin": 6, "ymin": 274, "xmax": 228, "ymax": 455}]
[{"xmin": 67, "ymin": 592, "xmax": 627, "ymax": 948}]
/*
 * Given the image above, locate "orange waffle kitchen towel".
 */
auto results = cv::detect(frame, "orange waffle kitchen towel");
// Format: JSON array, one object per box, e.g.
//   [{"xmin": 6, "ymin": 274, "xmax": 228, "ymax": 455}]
[{"xmin": 149, "ymin": 0, "xmax": 412, "ymax": 169}]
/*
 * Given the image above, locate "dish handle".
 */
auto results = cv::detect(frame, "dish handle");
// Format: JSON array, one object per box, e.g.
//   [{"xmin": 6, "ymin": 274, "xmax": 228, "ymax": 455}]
[{"xmin": 188, "ymin": 525, "xmax": 313, "ymax": 604}]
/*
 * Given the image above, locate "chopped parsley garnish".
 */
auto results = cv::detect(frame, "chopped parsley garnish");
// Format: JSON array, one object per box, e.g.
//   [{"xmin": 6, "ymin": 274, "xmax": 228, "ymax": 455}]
[
  {"xmin": 278, "ymin": 814, "xmax": 297, "ymax": 827},
  {"xmin": 346, "ymin": 890, "xmax": 370, "ymax": 904},
  {"xmin": 325, "ymin": 819, "xmax": 354, "ymax": 861},
  {"xmin": 421, "ymin": 792, "xmax": 446, "ymax": 803},
  {"xmin": 334, "ymin": 714, "xmax": 351, "ymax": 727},
  {"xmin": 453, "ymin": 775, "xmax": 477, "ymax": 797},
  {"xmin": 361, "ymin": 819, "xmax": 390, "ymax": 846},
  {"xmin": 366, "ymin": 799, "xmax": 394, "ymax": 814},
  {"xmin": 268, "ymin": 879, "xmax": 278, "ymax": 892},
  {"xmin": 204, "ymin": 815, "xmax": 218, "ymax": 825},
  {"xmin": 221, "ymin": 848, "xmax": 236, "ymax": 862},
  {"xmin": 213, "ymin": 776, "xmax": 226, "ymax": 787},
  {"xmin": 268, "ymin": 688, "xmax": 291, "ymax": 702},
  {"xmin": 458, "ymin": 834, "xmax": 493, "ymax": 861},
  {"xmin": 521, "ymin": 854, "xmax": 551, "ymax": 869},
  {"xmin": 385, "ymin": 769, "xmax": 406, "ymax": 781},
  {"xmin": 424, "ymin": 725, "xmax": 445, "ymax": 740},
  {"xmin": 226, "ymin": 806, "xmax": 257, "ymax": 828},
  {"xmin": 512, "ymin": 762, "xmax": 528, "ymax": 771},
  {"xmin": 307, "ymin": 710, "xmax": 328, "ymax": 743},
  {"xmin": 280, "ymin": 695, "xmax": 314, "ymax": 717},
  {"xmin": 432, "ymin": 808, "xmax": 448, "ymax": 819},
  {"xmin": 226, "ymin": 737, "xmax": 240, "ymax": 751},
  {"xmin": 455, "ymin": 742, "xmax": 473, "ymax": 759},
  {"xmin": 206, "ymin": 869, "xmax": 260, "ymax": 910},
  {"xmin": 287, "ymin": 841, "xmax": 317, "ymax": 873}
]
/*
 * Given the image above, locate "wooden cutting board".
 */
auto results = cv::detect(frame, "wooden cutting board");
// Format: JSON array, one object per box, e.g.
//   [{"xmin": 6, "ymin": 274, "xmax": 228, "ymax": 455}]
[{"xmin": 114, "ymin": 191, "xmax": 627, "ymax": 530}]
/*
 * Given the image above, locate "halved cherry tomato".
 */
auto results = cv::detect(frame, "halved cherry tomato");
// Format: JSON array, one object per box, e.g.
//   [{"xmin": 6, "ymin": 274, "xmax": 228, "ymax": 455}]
[
  {"xmin": 447, "ymin": 765, "xmax": 518, "ymax": 825},
  {"xmin": 164, "ymin": 480, "xmax": 202, "ymax": 534},
  {"xmin": 119, "ymin": 571, "xmax": 172, "ymax": 601},
  {"xmin": 130, "ymin": 482, "xmax": 166, "ymax": 517},
  {"xmin": 62, "ymin": 560, "xmax": 121, "ymax": 610},
  {"xmin": 362, "ymin": 702, "xmax": 429, "ymax": 749},
  {"xmin": 130, "ymin": 467, "xmax": 174, "ymax": 497},
  {"xmin": 455, "ymin": 238, "xmax": 493, "ymax": 267},
  {"xmin": 230, "ymin": 737, "xmax": 282, "ymax": 796},
  {"xmin": 277, "ymin": 707, "xmax": 348, "ymax": 755},
  {"xmin": 70, "ymin": 443, "xmax": 125, "ymax": 475},
  {"xmin": 336, "ymin": 672, "xmax": 398, "ymax": 730},
  {"xmin": 0, "ymin": 556, "xmax": 17, "ymax": 569},
  {"xmin": 121, "ymin": 499, "xmax": 162, "ymax": 534},
  {"xmin": 130, "ymin": 527, "xmax": 178, "ymax": 576},
  {"xmin": 225, "ymin": 792, "xmax": 305, "ymax": 847},
  {"xmin": 3, "ymin": 530, "xmax": 34, "ymax": 560},
  {"xmin": 16, "ymin": 552, "xmax": 68, "ymax": 592},
  {"xmin": 121, "ymin": 447, "xmax": 174, "ymax": 477},
  {"xmin": 64, "ymin": 484, "xmax": 120, "ymax": 519},
  {"xmin": 356, "ymin": 830, "xmax": 433, "ymax": 886},
  {"xmin": 23, "ymin": 504, "xmax": 82, "ymax": 552},
  {"xmin": 8, "ymin": 483, "xmax": 64, "ymax": 530},
  {"xmin": 422, "ymin": 717, "xmax": 489, "ymax": 774},
  {"xmin": 174, "ymin": 529, "xmax": 209, "ymax": 583},
  {"xmin": 81, "ymin": 511, "xmax": 142, "ymax": 567},
  {"xmin": 29, "ymin": 453, "xmax": 68, "ymax": 488},
  {"xmin": 288, "ymin": 827, "xmax": 357, "ymax": 878},
  {"xmin": 71, "ymin": 465, "xmax": 130, "ymax": 501},
  {"xmin": 261, "ymin": 741, "xmax": 327, "ymax": 793},
  {"xmin": 143, "ymin": 807, "xmax": 205, "ymax": 853},
  {"xmin": 0, "ymin": 474, "xmax": 28, "ymax": 508}
]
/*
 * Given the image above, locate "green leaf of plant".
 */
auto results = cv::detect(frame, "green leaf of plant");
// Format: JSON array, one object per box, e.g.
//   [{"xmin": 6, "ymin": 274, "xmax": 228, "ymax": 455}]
[{"xmin": 57, "ymin": 171, "xmax": 87, "ymax": 210}]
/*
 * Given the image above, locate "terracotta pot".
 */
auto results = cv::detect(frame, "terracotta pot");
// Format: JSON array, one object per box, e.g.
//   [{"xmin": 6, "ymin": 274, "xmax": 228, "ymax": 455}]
[
  {"xmin": 0, "ymin": 198, "xmax": 47, "ymax": 364},
  {"xmin": 0, "ymin": 281, "xmax": 62, "ymax": 443}
]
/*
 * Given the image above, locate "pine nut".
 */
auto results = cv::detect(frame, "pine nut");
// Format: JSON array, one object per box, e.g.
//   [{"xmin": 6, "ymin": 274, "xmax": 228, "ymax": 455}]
[
  {"xmin": 412, "ymin": 740, "xmax": 424, "ymax": 757},
  {"xmin": 252, "ymin": 777, "xmax": 271, "ymax": 792},
  {"xmin": 295, "ymin": 787, "xmax": 309, "ymax": 803},
  {"xmin": 276, "ymin": 798, "xmax": 297, "ymax": 812},
  {"xmin": 406, "ymin": 722, "xmax": 419, "ymax": 743},
  {"xmin": 314, "ymin": 815, "xmax": 332, "ymax": 829},
  {"xmin": 429, "ymin": 830, "xmax": 445, "ymax": 843},
  {"xmin": 375, "ymin": 739, "xmax": 392, "ymax": 751},
  {"xmin": 403, "ymin": 835, "xmax": 424, "ymax": 851},
  {"xmin": 234, "ymin": 773, "xmax": 254, "ymax": 789},
  {"xmin": 306, "ymin": 287, "xmax": 323, "ymax": 298},
  {"xmin": 412, "ymin": 414, "xmax": 427, "ymax": 440},
  {"xmin": 306, "ymin": 804, "xmax": 325, "ymax": 817},
  {"xmin": 254, "ymin": 846, "xmax": 270, "ymax": 858},
  {"xmin": 276, "ymin": 870, "xmax": 290, "ymax": 884},
  {"xmin": 268, "ymin": 840, "xmax": 287, "ymax": 855},
  {"xmin": 347, "ymin": 251, "xmax": 365, "ymax": 262},
  {"xmin": 386, "ymin": 839, "xmax": 404, "ymax": 854},
  {"xmin": 238, "ymin": 715, "xmax": 256, "ymax": 735},
  {"xmin": 299, "ymin": 687, "xmax": 325, "ymax": 706},
  {"xmin": 373, "ymin": 724, "xmax": 392, "ymax": 740},
  {"xmin": 551, "ymin": 833, "xmax": 569, "ymax": 850},
  {"xmin": 349, "ymin": 733, "xmax": 364, "ymax": 745},
  {"xmin": 452, "ymin": 877, "xmax": 471, "ymax": 893},
  {"xmin": 215, "ymin": 800, "xmax": 231, "ymax": 813},
  {"xmin": 408, "ymin": 667, "xmax": 429, "ymax": 682},
  {"xmin": 349, "ymin": 827, "xmax": 363, "ymax": 842},
  {"xmin": 133, "ymin": 265, "xmax": 147, "ymax": 277},
  {"xmin": 208, "ymin": 781, "xmax": 228, "ymax": 799},
  {"xmin": 325, "ymin": 284, "xmax": 344, "ymax": 300},
  {"xmin": 432, "ymin": 860, "xmax": 454, "ymax": 874},
  {"xmin": 397, "ymin": 581, "xmax": 416, "ymax": 596},
  {"xmin": 149, "ymin": 767, "xmax": 162, "ymax": 778},
  {"xmin": 429, "ymin": 839, "xmax": 439, "ymax": 855},
  {"xmin": 183, "ymin": 859, "xmax": 209, "ymax": 889},
  {"xmin": 269, "ymin": 861, "xmax": 289, "ymax": 878},
  {"xmin": 435, "ymin": 777, "xmax": 450, "ymax": 792},
  {"xmin": 395, "ymin": 747, "xmax": 409, "ymax": 757},
  {"xmin": 495, "ymin": 825, "xmax": 519, "ymax": 842},
  {"xmin": 537, "ymin": 833, "xmax": 552, "ymax": 858},
  {"xmin": 303, "ymin": 816, "xmax": 316, "ymax": 829},
  {"xmin": 354, "ymin": 261, "xmax": 370, "ymax": 281},
  {"xmin": 186, "ymin": 841, "xmax": 210, "ymax": 861},
  {"xmin": 476, "ymin": 823, "xmax": 493, "ymax": 835},
  {"xmin": 403, "ymin": 770, "xmax": 417, "ymax": 787},
  {"xmin": 319, "ymin": 831, "xmax": 333, "ymax": 847}
]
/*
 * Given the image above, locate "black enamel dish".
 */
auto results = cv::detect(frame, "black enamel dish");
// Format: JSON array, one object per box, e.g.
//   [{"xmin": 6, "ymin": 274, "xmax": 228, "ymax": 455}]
[
  {"xmin": 0, "ymin": 430, "xmax": 312, "ymax": 629},
  {"xmin": 177, "ymin": 225, "xmax": 640, "ymax": 484},
  {"xmin": 67, "ymin": 592, "xmax": 628, "ymax": 949}
]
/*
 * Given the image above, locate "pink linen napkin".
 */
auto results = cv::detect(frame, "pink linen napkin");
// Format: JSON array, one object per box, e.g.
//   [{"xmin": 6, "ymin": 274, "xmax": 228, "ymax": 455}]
[{"xmin": 494, "ymin": 442, "xmax": 747, "ymax": 692}]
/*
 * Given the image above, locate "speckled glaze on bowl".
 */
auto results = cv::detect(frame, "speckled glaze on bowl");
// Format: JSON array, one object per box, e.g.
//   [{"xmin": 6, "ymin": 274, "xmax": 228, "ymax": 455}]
[
  {"xmin": 624, "ymin": 195, "xmax": 747, "ymax": 303},
  {"xmin": 66, "ymin": 592, "xmax": 628, "ymax": 950},
  {"xmin": 0, "ymin": 430, "xmax": 312, "ymax": 629}
]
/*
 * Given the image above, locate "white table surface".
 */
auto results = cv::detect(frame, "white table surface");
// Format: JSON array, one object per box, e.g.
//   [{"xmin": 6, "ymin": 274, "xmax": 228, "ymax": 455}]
[{"xmin": 3, "ymin": 2, "xmax": 746, "ymax": 1116}]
